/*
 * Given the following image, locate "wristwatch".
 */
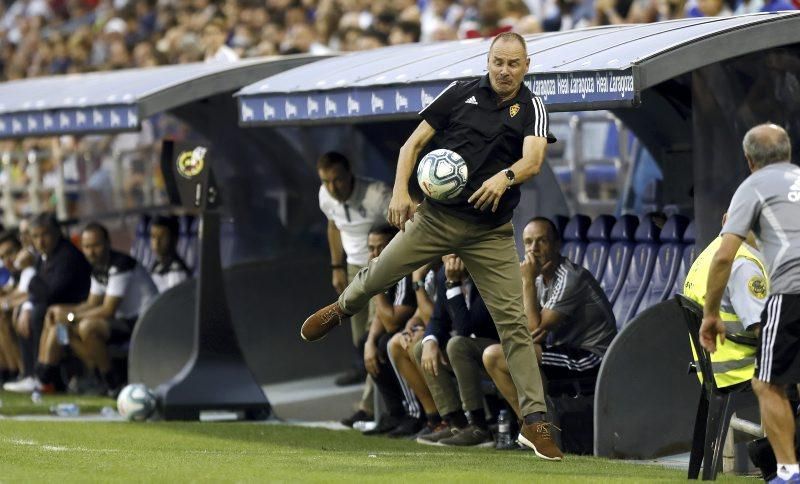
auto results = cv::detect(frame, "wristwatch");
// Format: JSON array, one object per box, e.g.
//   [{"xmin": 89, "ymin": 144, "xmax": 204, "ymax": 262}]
[
  {"xmin": 503, "ymin": 169, "xmax": 515, "ymax": 185},
  {"xmin": 413, "ymin": 280, "xmax": 426, "ymax": 292},
  {"xmin": 445, "ymin": 280, "xmax": 460, "ymax": 290}
]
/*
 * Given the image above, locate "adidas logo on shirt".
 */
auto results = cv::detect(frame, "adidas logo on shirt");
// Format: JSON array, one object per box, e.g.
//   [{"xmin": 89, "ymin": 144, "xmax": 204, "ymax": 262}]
[{"xmin": 464, "ymin": 96, "xmax": 478, "ymax": 105}]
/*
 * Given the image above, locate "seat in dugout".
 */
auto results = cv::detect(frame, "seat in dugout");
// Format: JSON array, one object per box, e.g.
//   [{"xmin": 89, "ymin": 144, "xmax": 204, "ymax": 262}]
[
  {"xmin": 560, "ymin": 214, "xmax": 591, "ymax": 266},
  {"xmin": 581, "ymin": 214, "xmax": 616, "ymax": 281},
  {"xmin": 599, "ymin": 214, "xmax": 639, "ymax": 306}
]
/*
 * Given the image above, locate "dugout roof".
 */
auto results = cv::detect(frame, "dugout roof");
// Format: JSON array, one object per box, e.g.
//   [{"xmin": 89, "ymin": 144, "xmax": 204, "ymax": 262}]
[
  {"xmin": 0, "ymin": 54, "xmax": 330, "ymax": 139},
  {"xmin": 236, "ymin": 12, "xmax": 800, "ymax": 125}
]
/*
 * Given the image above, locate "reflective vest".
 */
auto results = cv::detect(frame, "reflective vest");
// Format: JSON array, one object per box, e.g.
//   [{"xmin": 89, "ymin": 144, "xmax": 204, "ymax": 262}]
[{"xmin": 683, "ymin": 237, "xmax": 768, "ymax": 388}]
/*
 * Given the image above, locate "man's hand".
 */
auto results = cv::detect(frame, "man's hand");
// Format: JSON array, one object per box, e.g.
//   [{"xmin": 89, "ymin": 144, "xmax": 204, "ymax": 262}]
[
  {"xmin": 399, "ymin": 318, "xmax": 424, "ymax": 350},
  {"xmin": 15, "ymin": 309, "xmax": 31, "ymax": 338},
  {"xmin": 364, "ymin": 340, "xmax": 380, "ymax": 376},
  {"xmin": 412, "ymin": 263, "xmax": 431, "ymax": 282},
  {"xmin": 530, "ymin": 326, "xmax": 548, "ymax": 344},
  {"xmin": 520, "ymin": 252, "xmax": 551, "ymax": 284},
  {"xmin": 388, "ymin": 190, "xmax": 416, "ymax": 231},
  {"xmin": 468, "ymin": 171, "xmax": 509, "ymax": 212},
  {"xmin": 332, "ymin": 268, "xmax": 347, "ymax": 294},
  {"xmin": 700, "ymin": 313, "xmax": 726, "ymax": 353},
  {"xmin": 421, "ymin": 340, "xmax": 448, "ymax": 376},
  {"xmin": 444, "ymin": 256, "xmax": 466, "ymax": 283}
]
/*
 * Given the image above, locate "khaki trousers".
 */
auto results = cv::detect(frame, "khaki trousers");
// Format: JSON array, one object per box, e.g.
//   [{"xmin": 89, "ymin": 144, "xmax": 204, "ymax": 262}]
[
  {"xmin": 413, "ymin": 339, "xmax": 461, "ymax": 416},
  {"xmin": 340, "ymin": 201, "xmax": 546, "ymax": 415},
  {"xmin": 446, "ymin": 336, "xmax": 496, "ymax": 412},
  {"xmin": 346, "ymin": 263, "xmax": 375, "ymax": 413}
]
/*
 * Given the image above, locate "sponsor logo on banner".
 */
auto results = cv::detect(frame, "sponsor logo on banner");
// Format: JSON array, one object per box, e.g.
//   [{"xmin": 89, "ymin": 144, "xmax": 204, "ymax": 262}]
[
  {"xmin": 307, "ymin": 97, "xmax": 319, "ymax": 115},
  {"xmin": 371, "ymin": 93, "xmax": 384, "ymax": 112},
  {"xmin": 325, "ymin": 96, "xmax": 337, "ymax": 115},
  {"xmin": 241, "ymin": 102, "xmax": 254, "ymax": 121},
  {"xmin": 0, "ymin": 119, "xmax": 6, "ymax": 132},
  {"xmin": 43, "ymin": 114, "xmax": 54, "ymax": 129},
  {"xmin": 12, "ymin": 118, "xmax": 21, "ymax": 133},
  {"xmin": 263, "ymin": 101, "xmax": 276, "ymax": 119},
  {"xmin": 347, "ymin": 95, "xmax": 359, "ymax": 114},
  {"xmin": 110, "ymin": 111, "xmax": 121, "ymax": 127},
  {"xmin": 127, "ymin": 110, "xmax": 137, "ymax": 127},
  {"xmin": 395, "ymin": 91, "xmax": 408, "ymax": 110},
  {"xmin": 285, "ymin": 100, "xmax": 297, "ymax": 118},
  {"xmin": 76, "ymin": 111, "xmax": 87, "ymax": 126},
  {"xmin": 93, "ymin": 109, "xmax": 103, "ymax": 125},
  {"xmin": 176, "ymin": 146, "xmax": 206, "ymax": 179},
  {"xmin": 27, "ymin": 116, "xmax": 37, "ymax": 131},
  {"xmin": 60, "ymin": 113, "xmax": 70, "ymax": 128},
  {"xmin": 420, "ymin": 89, "xmax": 434, "ymax": 109},
  {"xmin": 509, "ymin": 103, "xmax": 520, "ymax": 117}
]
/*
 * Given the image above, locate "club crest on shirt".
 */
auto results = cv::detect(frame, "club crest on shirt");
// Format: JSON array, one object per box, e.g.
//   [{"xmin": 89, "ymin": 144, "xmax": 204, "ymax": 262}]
[
  {"xmin": 509, "ymin": 103, "xmax": 520, "ymax": 118},
  {"xmin": 748, "ymin": 275, "xmax": 767, "ymax": 299}
]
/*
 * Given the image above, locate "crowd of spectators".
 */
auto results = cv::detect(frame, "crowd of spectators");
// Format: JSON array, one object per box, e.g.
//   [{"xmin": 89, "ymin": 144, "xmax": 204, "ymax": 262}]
[{"xmin": 1, "ymin": 0, "xmax": 797, "ymax": 83}]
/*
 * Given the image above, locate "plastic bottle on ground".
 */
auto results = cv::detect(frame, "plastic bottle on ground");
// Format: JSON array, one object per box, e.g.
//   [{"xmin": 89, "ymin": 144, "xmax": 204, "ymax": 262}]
[
  {"xmin": 496, "ymin": 409, "xmax": 514, "ymax": 450},
  {"xmin": 51, "ymin": 403, "xmax": 80, "ymax": 417}
]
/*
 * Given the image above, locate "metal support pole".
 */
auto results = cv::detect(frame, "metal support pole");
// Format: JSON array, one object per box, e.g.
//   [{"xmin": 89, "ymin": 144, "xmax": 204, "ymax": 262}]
[
  {"xmin": 27, "ymin": 149, "xmax": 40, "ymax": 214},
  {"xmin": 1, "ymin": 152, "xmax": 16, "ymax": 227}
]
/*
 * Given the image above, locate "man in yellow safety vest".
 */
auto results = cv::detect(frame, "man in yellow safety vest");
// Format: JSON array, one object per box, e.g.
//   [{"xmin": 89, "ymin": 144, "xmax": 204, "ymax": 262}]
[{"xmin": 684, "ymin": 220, "xmax": 768, "ymax": 388}]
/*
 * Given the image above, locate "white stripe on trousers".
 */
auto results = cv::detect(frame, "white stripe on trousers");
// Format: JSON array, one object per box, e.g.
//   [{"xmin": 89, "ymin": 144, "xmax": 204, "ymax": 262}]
[
  {"xmin": 387, "ymin": 344, "xmax": 421, "ymax": 419},
  {"xmin": 759, "ymin": 295, "xmax": 782, "ymax": 382}
]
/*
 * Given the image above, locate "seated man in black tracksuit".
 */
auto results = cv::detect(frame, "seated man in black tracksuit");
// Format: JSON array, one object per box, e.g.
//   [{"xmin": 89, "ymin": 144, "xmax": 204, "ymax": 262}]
[
  {"xmin": 4, "ymin": 213, "xmax": 91, "ymax": 393},
  {"xmin": 414, "ymin": 255, "xmax": 499, "ymax": 447},
  {"xmin": 361, "ymin": 224, "xmax": 418, "ymax": 435}
]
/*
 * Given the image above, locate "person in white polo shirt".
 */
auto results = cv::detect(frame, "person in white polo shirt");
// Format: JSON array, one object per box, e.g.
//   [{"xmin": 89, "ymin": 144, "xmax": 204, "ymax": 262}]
[{"xmin": 317, "ymin": 151, "xmax": 391, "ymax": 424}]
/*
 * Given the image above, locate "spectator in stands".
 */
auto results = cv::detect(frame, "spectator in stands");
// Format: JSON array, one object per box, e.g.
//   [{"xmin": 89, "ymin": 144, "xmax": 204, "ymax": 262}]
[
  {"xmin": 482, "ymin": 217, "xmax": 616, "ymax": 421},
  {"xmin": 35, "ymin": 222, "xmax": 157, "ymax": 395},
  {"xmin": 0, "ymin": 231, "xmax": 32, "ymax": 383},
  {"xmin": 389, "ymin": 20, "xmax": 422, "ymax": 45},
  {"xmin": 317, "ymin": 151, "xmax": 391, "ymax": 422},
  {"xmin": 149, "ymin": 215, "xmax": 191, "ymax": 293},
  {"xmin": 684, "ymin": 214, "xmax": 767, "ymax": 388},
  {"xmin": 4, "ymin": 213, "xmax": 91, "ymax": 393},
  {"xmin": 415, "ymin": 255, "xmax": 498, "ymax": 446},
  {"xmin": 14, "ymin": 216, "xmax": 36, "ymax": 274},
  {"xmin": 386, "ymin": 262, "xmax": 441, "ymax": 437},
  {"xmin": 203, "ymin": 18, "xmax": 239, "ymax": 63},
  {"xmin": 542, "ymin": 0, "xmax": 593, "ymax": 31}
]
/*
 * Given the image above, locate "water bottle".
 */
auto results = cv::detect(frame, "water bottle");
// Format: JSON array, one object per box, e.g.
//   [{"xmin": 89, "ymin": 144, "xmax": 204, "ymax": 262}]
[
  {"xmin": 496, "ymin": 409, "xmax": 513, "ymax": 449},
  {"xmin": 56, "ymin": 323, "xmax": 70, "ymax": 346},
  {"xmin": 31, "ymin": 390, "xmax": 42, "ymax": 404},
  {"xmin": 51, "ymin": 403, "xmax": 80, "ymax": 417},
  {"xmin": 101, "ymin": 406, "xmax": 117, "ymax": 418}
]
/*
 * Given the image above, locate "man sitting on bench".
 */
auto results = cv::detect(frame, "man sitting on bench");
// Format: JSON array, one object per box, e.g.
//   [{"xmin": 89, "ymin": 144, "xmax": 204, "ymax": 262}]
[{"xmin": 483, "ymin": 217, "xmax": 617, "ymax": 418}]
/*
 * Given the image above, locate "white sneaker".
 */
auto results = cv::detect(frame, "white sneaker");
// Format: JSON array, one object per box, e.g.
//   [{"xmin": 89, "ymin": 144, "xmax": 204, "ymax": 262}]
[{"xmin": 3, "ymin": 376, "xmax": 40, "ymax": 393}]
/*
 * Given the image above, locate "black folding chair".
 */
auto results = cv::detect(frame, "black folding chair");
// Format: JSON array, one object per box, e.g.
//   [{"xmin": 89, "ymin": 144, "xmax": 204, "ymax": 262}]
[{"xmin": 675, "ymin": 295, "xmax": 754, "ymax": 481}]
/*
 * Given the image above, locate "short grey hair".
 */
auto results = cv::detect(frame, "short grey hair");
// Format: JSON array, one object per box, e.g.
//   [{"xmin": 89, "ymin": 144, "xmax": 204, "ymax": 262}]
[{"xmin": 742, "ymin": 123, "xmax": 792, "ymax": 168}]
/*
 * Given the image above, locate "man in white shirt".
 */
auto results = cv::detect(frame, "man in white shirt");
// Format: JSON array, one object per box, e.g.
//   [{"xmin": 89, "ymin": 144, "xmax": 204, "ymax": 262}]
[{"xmin": 317, "ymin": 151, "xmax": 391, "ymax": 420}]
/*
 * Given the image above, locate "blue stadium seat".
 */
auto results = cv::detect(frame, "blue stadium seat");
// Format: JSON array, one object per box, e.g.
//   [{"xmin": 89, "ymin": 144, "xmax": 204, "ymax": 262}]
[
  {"xmin": 561, "ymin": 214, "xmax": 591, "ymax": 265},
  {"xmin": 632, "ymin": 215, "xmax": 690, "ymax": 320},
  {"xmin": 613, "ymin": 216, "xmax": 660, "ymax": 328},
  {"xmin": 582, "ymin": 215, "xmax": 616, "ymax": 281},
  {"xmin": 553, "ymin": 215, "xmax": 569, "ymax": 241},
  {"xmin": 599, "ymin": 214, "xmax": 639, "ymax": 305},
  {"xmin": 670, "ymin": 220, "xmax": 698, "ymax": 298},
  {"xmin": 130, "ymin": 215, "xmax": 152, "ymax": 268}
]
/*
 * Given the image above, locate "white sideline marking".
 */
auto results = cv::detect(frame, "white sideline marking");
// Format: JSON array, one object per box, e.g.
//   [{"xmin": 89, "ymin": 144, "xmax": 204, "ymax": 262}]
[{"xmin": 3, "ymin": 438, "xmax": 117, "ymax": 453}]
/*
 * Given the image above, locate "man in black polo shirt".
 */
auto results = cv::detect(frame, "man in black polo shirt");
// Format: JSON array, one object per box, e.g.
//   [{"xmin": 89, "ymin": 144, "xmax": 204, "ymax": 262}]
[{"xmin": 301, "ymin": 32, "xmax": 562, "ymax": 461}]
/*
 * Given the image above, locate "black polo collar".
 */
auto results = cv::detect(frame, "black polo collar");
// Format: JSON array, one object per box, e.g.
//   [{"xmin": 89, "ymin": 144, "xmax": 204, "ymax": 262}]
[{"xmin": 477, "ymin": 74, "xmax": 531, "ymax": 108}]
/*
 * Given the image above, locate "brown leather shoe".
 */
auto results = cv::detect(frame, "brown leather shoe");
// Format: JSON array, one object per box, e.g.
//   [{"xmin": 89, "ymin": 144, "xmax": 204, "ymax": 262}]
[
  {"xmin": 518, "ymin": 421, "xmax": 564, "ymax": 461},
  {"xmin": 300, "ymin": 302, "xmax": 349, "ymax": 342}
]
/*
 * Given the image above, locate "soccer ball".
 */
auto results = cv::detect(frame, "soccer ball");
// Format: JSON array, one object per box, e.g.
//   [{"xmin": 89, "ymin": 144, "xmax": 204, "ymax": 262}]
[
  {"xmin": 117, "ymin": 383, "xmax": 156, "ymax": 421},
  {"xmin": 417, "ymin": 149, "xmax": 469, "ymax": 200}
]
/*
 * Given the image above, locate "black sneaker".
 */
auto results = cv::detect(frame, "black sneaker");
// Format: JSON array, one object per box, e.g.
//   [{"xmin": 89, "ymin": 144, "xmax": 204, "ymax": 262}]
[
  {"xmin": 411, "ymin": 420, "xmax": 440, "ymax": 440},
  {"xmin": 438, "ymin": 424, "xmax": 494, "ymax": 447},
  {"xmin": 335, "ymin": 368, "xmax": 367, "ymax": 386},
  {"xmin": 362, "ymin": 415, "xmax": 402, "ymax": 436},
  {"xmin": 416, "ymin": 424, "xmax": 458, "ymax": 446},
  {"xmin": 341, "ymin": 409, "xmax": 373, "ymax": 428},
  {"xmin": 387, "ymin": 416, "xmax": 424, "ymax": 438}
]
